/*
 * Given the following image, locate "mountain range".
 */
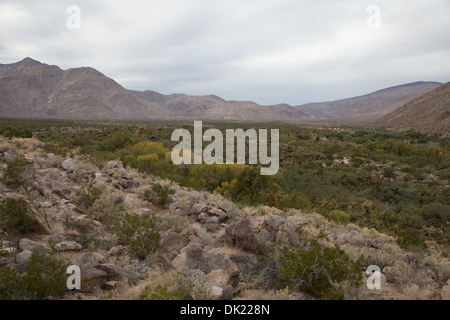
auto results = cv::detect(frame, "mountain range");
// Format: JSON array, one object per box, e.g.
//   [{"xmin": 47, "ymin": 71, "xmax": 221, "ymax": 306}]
[{"xmin": 0, "ymin": 58, "xmax": 447, "ymax": 132}]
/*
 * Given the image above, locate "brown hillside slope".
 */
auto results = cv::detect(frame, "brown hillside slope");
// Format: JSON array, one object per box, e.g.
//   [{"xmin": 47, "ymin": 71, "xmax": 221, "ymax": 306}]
[
  {"xmin": 0, "ymin": 58, "xmax": 164, "ymax": 120},
  {"xmin": 303, "ymin": 82, "xmax": 442, "ymax": 121},
  {"xmin": 374, "ymin": 82, "xmax": 450, "ymax": 135}
]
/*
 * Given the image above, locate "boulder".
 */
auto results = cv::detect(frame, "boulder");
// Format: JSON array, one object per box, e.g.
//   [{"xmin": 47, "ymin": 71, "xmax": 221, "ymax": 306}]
[
  {"xmin": 94, "ymin": 264, "xmax": 129, "ymax": 282},
  {"xmin": 191, "ymin": 203, "xmax": 210, "ymax": 216},
  {"xmin": 225, "ymin": 216, "xmax": 288, "ymax": 253},
  {"xmin": 208, "ymin": 286, "xmax": 223, "ymax": 300},
  {"xmin": 93, "ymin": 173, "xmax": 112, "ymax": 185},
  {"xmin": 81, "ymin": 268, "xmax": 108, "ymax": 292},
  {"xmin": 19, "ymin": 238, "xmax": 48, "ymax": 252},
  {"xmin": 118, "ymin": 179, "xmax": 140, "ymax": 189},
  {"xmin": 61, "ymin": 158, "xmax": 79, "ymax": 173},
  {"xmin": 54, "ymin": 241, "xmax": 83, "ymax": 252},
  {"xmin": 209, "ymin": 208, "xmax": 228, "ymax": 222},
  {"xmin": 50, "ymin": 180, "xmax": 73, "ymax": 199},
  {"xmin": 160, "ymin": 231, "xmax": 189, "ymax": 254},
  {"xmin": 16, "ymin": 250, "xmax": 32, "ymax": 266},
  {"xmin": 205, "ymin": 268, "xmax": 241, "ymax": 289},
  {"xmin": 108, "ymin": 246, "xmax": 128, "ymax": 256},
  {"xmin": 276, "ymin": 223, "xmax": 299, "ymax": 247},
  {"xmin": 171, "ymin": 244, "xmax": 213, "ymax": 273},
  {"xmin": 206, "ymin": 248, "xmax": 236, "ymax": 270}
]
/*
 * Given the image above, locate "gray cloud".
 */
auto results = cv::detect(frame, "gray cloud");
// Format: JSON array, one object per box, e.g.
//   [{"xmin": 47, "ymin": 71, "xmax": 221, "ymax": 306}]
[{"xmin": 0, "ymin": 0, "xmax": 449, "ymax": 105}]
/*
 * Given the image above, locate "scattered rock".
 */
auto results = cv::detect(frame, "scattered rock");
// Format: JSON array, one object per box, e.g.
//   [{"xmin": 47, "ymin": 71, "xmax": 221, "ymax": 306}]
[
  {"xmin": 108, "ymin": 246, "xmax": 128, "ymax": 256},
  {"xmin": 160, "ymin": 231, "xmax": 189, "ymax": 254},
  {"xmin": 205, "ymin": 268, "xmax": 241, "ymax": 289},
  {"xmin": 54, "ymin": 241, "xmax": 83, "ymax": 252},
  {"xmin": 94, "ymin": 264, "xmax": 129, "ymax": 282},
  {"xmin": 19, "ymin": 238, "xmax": 48, "ymax": 252},
  {"xmin": 206, "ymin": 248, "xmax": 236, "ymax": 270},
  {"xmin": 225, "ymin": 216, "xmax": 288, "ymax": 253},
  {"xmin": 118, "ymin": 179, "xmax": 140, "ymax": 189},
  {"xmin": 172, "ymin": 244, "xmax": 213, "ymax": 273},
  {"xmin": 208, "ymin": 286, "xmax": 223, "ymax": 300},
  {"xmin": 61, "ymin": 158, "xmax": 79, "ymax": 173},
  {"xmin": 81, "ymin": 268, "xmax": 108, "ymax": 292},
  {"xmin": 16, "ymin": 250, "xmax": 32, "ymax": 266}
]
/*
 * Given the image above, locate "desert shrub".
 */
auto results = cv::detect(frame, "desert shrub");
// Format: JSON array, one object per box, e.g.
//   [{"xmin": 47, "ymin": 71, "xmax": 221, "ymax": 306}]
[
  {"xmin": 70, "ymin": 134, "xmax": 95, "ymax": 147},
  {"xmin": 0, "ymin": 265, "xmax": 24, "ymax": 299},
  {"xmin": 76, "ymin": 183, "xmax": 102, "ymax": 208},
  {"xmin": 0, "ymin": 198, "xmax": 39, "ymax": 235},
  {"xmin": 21, "ymin": 251, "xmax": 69, "ymax": 300},
  {"xmin": 104, "ymin": 130, "xmax": 131, "ymax": 152},
  {"xmin": 382, "ymin": 167, "xmax": 396, "ymax": 178},
  {"xmin": 89, "ymin": 192, "xmax": 123, "ymax": 225},
  {"xmin": 260, "ymin": 229, "xmax": 364, "ymax": 300},
  {"xmin": 144, "ymin": 184, "xmax": 175, "ymax": 206},
  {"xmin": 2, "ymin": 154, "xmax": 33, "ymax": 187},
  {"xmin": 326, "ymin": 210, "xmax": 350, "ymax": 225},
  {"xmin": 396, "ymin": 229, "xmax": 427, "ymax": 250},
  {"xmin": 113, "ymin": 213, "xmax": 161, "ymax": 260},
  {"xmin": 0, "ymin": 126, "xmax": 32, "ymax": 139},
  {"xmin": 0, "ymin": 251, "xmax": 69, "ymax": 300}
]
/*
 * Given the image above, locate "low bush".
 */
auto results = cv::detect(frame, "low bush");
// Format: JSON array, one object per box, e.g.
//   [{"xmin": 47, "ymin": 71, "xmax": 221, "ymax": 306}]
[
  {"xmin": 259, "ymin": 229, "xmax": 364, "ymax": 300},
  {"xmin": 0, "ymin": 198, "xmax": 39, "ymax": 235},
  {"xmin": 0, "ymin": 251, "xmax": 69, "ymax": 300},
  {"xmin": 144, "ymin": 184, "xmax": 175, "ymax": 206},
  {"xmin": 76, "ymin": 183, "xmax": 102, "ymax": 208},
  {"xmin": 2, "ymin": 154, "xmax": 33, "ymax": 187},
  {"xmin": 113, "ymin": 213, "xmax": 161, "ymax": 260}
]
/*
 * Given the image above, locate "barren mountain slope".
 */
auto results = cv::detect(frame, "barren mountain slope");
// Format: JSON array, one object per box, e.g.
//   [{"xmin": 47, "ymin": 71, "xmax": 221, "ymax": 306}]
[
  {"xmin": 374, "ymin": 82, "xmax": 450, "ymax": 135},
  {"xmin": 303, "ymin": 82, "xmax": 442, "ymax": 120}
]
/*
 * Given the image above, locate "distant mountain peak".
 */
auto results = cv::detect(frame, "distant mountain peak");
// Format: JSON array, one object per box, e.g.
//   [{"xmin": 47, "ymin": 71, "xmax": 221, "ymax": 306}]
[{"xmin": 18, "ymin": 57, "xmax": 44, "ymax": 67}]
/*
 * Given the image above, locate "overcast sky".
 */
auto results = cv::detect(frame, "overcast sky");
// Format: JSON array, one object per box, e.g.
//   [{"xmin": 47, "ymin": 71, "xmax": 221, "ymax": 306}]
[{"xmin": 1, "ymin": 0, "xmax": 449, "ymax": 105}]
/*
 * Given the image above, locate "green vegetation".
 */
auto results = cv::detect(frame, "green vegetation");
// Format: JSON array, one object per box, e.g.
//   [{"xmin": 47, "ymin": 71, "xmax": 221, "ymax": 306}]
[
  {"xmin": 0, "ymin": 251, "xmax": 69, "ymax": 300},
  {"xmin": 259, "ymin": 228, "xmax": 364, "ymax": 300},
  {"xmin": 0, "ymin": 198, "xmax": 39, "ymax": 235},
  {"xmin": 113, "ymin": 213, "xmax": 161, "ymax": 260},
  {"xmin": 0, "ymin": 125, "xmax": 32, "ymax": 139},
  {"xmin": 2, "ymin": 154, "xmax": 33, "ymax": 187},
  {"xmin": 76, "ymin": 183, "xmax": 102, "ymax": 208},
  {"xmin": 144, "ymin": 184, "xmax": 175, "ymax": 206},
  {"xmin": 1, "ymin": 118, "xmax": 448, "ymax": 251}
]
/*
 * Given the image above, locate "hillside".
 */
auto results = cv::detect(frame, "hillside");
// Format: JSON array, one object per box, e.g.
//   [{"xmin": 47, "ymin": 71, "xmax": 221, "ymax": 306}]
[
  {"xmin": 132, "ymin": 90, "xmax": 326, "ymax": 121},
  {"xmin": 0, "ymin": 135, "xmax": 449, "ymax": 300},
  {"xmin": 375, "ymin": 82, "xmax": 450, "ymax": 135},
  {"xmin": 302, "ymin": 82, "xmax": 442, "ymax": 120},
  {"xmin": 0, "ymin": 58, "xmax": 164, "ymax": 120}
]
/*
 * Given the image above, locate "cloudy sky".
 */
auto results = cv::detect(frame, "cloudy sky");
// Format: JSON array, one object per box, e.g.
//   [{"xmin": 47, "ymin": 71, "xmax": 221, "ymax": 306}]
[{"xmin": 1, "ymin": 0, "xmax": 449, "ymax": 105}]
